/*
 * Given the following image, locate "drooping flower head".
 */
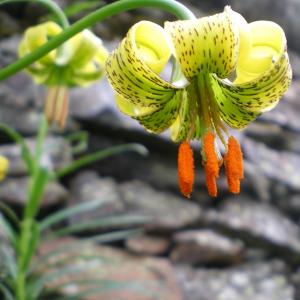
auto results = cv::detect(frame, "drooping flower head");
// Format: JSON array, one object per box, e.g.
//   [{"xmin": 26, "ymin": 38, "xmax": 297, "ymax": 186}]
[
  {"xmin": 106, "ymin": 7, "xmax": 292, "ymax": 197},
  {"xmin": 19, "ymin": 22, "xmax": 108, "ymax": 128}
]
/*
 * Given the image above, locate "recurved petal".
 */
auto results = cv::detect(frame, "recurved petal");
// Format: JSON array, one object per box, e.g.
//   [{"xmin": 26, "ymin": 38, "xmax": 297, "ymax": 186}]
[
  {"xmin": 106, "ymin": 21, "xmax": 179, "ymax": 109},
  {"xmin": 221, "ymin": 52, "xmax": 291, "ymax": 114},
  {"xmin": 208, "ymin": 75, "xmax": 260, "ymax": 129},
  {"xmin": 134, "ymin": 90, "xmax": 182, "ymax": 133},
  {"xmin": 235, "ymin": 21, "xmax": 288, "ymax": 84},
  {"xmin": 165, "ymin": 6, "xmax": 239, "ymax": 80},
  {"xmin": 116, "ymin": 95, "xmax": 157, "ymax": 117},
  {"xmin": 210, "ymin": 20, "xmax": 292, "ymax": 128},
  {"xmin": 210, "ymin": 52, "xmax": 291, "ymax": 128},
  {"xmin": 67, "ymin": 30, "xmax": 108, "ymax": 68},
  {"xmin": 19, "ymin": 22, "xmax": 62, "ymax": 66}
]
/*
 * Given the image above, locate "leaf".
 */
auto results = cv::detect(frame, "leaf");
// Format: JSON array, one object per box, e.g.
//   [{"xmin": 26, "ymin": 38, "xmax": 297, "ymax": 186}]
[
  {"xmin": 65, "ymin": 131, "xmax": 88, "ymax": 155},
  {"xmin": 0, "ymin": 123, "xmax": 33, "ymax": 173},
  {"xmin": 63, "ymin": 1, "xmax": 102, "ymax": 18},
  {"xmin": 48, "ymin": 214, "xmax": 151, "ymax": 238},
  {"xmin": 25, "ymin": 167, "xmax": 50, "ymax": 219},
  {"xmin": 17, "ymin": 219, "xmax": 40, "ymax": 272},
  {"xmin": 0, "ymin": 283, "xmax": 14, "ymax": 300},
  {"xmin": 0, "ymin": 245, "xmax": 17, "ymax": 279},
  {"xmin": 0, "ymin": 213, "xmax": 16, "ymax": 245},
  {"xmin": 40, "ymin": 199, "xmax": 107, "ymax": 231},
  {"xmin": 28, "ymin": 265, "xmax": 88, "ymax": 300},
  {"xmin": 55, "ymin": 143, "xmax": 148, "ymax": 179},
  {"xmin": 0, "ymin": 201, "xmax": 20, "ymax": 229}
]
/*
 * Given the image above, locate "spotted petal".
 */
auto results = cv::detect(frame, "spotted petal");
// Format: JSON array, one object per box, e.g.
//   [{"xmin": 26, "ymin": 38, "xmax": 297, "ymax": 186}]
[
  {"xmin": 165, "ymin": 6, "xmax": 239, "ymax": 80},
  {"xmin": 106, "ymin": 21, "xmax": 180, "ymax": 110},
  {"xmin": 210, "ymin": 20, "xmax": 292, "ymax": 129}
]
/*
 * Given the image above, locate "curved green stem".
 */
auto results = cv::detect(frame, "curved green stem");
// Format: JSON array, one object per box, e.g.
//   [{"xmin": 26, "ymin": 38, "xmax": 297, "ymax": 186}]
[
  {"xmin": 0, "ymin": 0, "xmax": 69, "ymax": 28},
  {"xmin": 0, "ymin": 0, "xmax": 195, "ymax": 81}
]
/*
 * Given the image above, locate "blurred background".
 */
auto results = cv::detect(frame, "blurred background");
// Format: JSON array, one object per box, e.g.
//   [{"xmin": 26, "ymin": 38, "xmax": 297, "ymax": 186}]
[{"xmin": 1, "ymin": 0, "xmax": 300, "ymax": 299}]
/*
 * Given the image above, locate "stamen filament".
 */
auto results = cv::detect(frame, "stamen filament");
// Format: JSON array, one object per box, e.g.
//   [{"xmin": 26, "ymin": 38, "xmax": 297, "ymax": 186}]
[
  {"xmin": 45, "ymin": 86, "xmax": 58, "ymax": 123},
  {"xmin": 178, "ymin": 141, "xmax": 194, "ymax": 198}
]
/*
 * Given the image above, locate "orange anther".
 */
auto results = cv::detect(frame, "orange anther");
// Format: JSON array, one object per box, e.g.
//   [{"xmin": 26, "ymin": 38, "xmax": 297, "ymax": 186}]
[
  {"xmin": 203, "ymin": 132, "xmax": 220, "ymax": 197},
  {"xmin": 178, "ymin": 141, "xmax": 195, "ymax": 198},
  {"xmin": 224, "ymin": 136, "xmax": 244, "ymax": 194}
]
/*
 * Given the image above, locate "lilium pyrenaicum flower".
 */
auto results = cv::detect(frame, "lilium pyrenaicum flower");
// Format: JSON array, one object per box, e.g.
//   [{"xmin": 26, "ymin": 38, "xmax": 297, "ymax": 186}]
[
  {"xmin": 19, "ymin": 22, "xmax": 108, "ymax": 128},
  {"xmin": 105, "ymin": 6, "xmax": 292, "ymax": 197}
]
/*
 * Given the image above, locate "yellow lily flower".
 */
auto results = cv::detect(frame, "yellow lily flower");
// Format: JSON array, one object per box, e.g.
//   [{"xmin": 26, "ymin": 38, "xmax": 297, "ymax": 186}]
[
  {"xmin": 106, "ymin": 6, "xmax": 292, "ymax": 197},
  {"xmin": 0, "ymin": 156, "xmax": 9, "ymax": 181},
  {"xmin": 19, "ymin": 22, "xmax": 108, "ymax": 128}
]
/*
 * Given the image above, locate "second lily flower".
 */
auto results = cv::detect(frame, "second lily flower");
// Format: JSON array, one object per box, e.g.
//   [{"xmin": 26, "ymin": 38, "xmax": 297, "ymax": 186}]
[{"xmin": 106, "ymin": 6, "xmax": 292, "ymax": 197}]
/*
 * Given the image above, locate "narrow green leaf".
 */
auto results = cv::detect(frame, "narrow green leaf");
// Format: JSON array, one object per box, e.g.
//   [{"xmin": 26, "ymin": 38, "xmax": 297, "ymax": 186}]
[
  {"xmin": 48, "ymin": 214, "xmax": 151, "ymax": 238},
  {"xmin": 0, "ymin": 201, "xmax": 20, "ymax": 229},
  {"xmin": 63, "ymin": 1, "xmax": 102, "ymax": 18},
  {"xmin": 40, "ymin": 199, "xmax": 107, "ymax": 231},
  {"xmin": 55, "ymin": 143, "xmax": 148, "ymax": 179},
  {"xmin": 0, "ymin": 213, "xmax": 16, "ymax": 245},
  {"xmin": 25, "ymin": 167, "xmax": 50, "ymax": 219},
  {"xmin": 17, "ymin": 219, "xmax": 40, "ymax": 272},
  {"xmin": 0, "ymin": 123, "xmax": 33, "ymax": 173},
  {"xmin": 65, "ymin": 131, "xmax": 88, "ymax": 155},
  {"xmin": 0, "ymin": 283, "xmax": 14, "ymax": 300},
  {"xmin": 29, "ymin": 264, "xmax": 91, "ymax": 299},
  {"xmin": 0, "ymin": 246, "xmax": 17, "ymax": 279}
]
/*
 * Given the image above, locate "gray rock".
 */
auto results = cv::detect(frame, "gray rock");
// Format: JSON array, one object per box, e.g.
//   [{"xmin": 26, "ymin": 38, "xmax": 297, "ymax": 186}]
[
  {"xmin": 259, "ymin": 81, "xmax": 300, "ymax": 133},
  {"xmin": 38, "ymin": 237, "xmax": 182, "ymax": 300},
  {"xmin": 243, "ymin": 161, "xmax": 271, "ymax": 202},
  {"xmin": 126, "ymin": 234, "xmax": 170, "ymax": 255},
  {"xmin": 243, "ymin": 137, "xmax": 300, "ymax": 191},
  {"xmin": 245, "ymin": 122, "xmax": 300, "ymax": 155},
  {"xmin": 120, "ymin": 180, "xmax": 202, "ymax": 231},
  {"xmin": 69, "ymin": 81, "xmax": 113, "ymax": 119},
  {"xmin": 275, "ymin": 193, "xmax": 300, "ymax": 218},
  {"xmin": 0, "ymin": 177, "xmax": 68, "ymax": 208},
  {"xmin": 68, "ymin": 171, "xmax": 125, "ymax": 226},
  {"xmin": 171, "ymin": 229, "xmax": 244, "ymax": 266},
  {"xmin": 0, "ymin": 11, "xmax": 20, "ymax": 38},
  {"xmin": 176, "ymin": 260, "xmax": 294, "ymax": 300},
  {"xmin": 289, "ymin": 50, "xmax": 300, "ymax": 79},
  {"xmin": 0, "ymin": 105, "xmax": 42, "ymax": 135},
  {"xmin": 0, "ymin": 136, "xmax": 73, "ymax": 176},
  {"xmin": 0, "ymin": 35, "xmax": 19, "ymax": 69},
  {"xmin": 205, "ymin": 199, "xmax": 300, "ymax": 264},
  {"xmin": 67, "ymin": 173, "xmax": 202, "ymax": 232}
]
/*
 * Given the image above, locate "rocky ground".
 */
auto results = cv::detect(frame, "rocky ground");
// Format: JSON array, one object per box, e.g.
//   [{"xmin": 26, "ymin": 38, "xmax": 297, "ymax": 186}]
[{"xmin": 1, "ymin": 0, "xmax": 300, "ymax": 299}]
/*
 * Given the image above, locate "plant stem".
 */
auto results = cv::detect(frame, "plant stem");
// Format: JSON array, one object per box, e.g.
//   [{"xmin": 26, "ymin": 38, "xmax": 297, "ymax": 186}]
[
  {"xmin": 16, "ymin": 117, "xmax": 49, "ymax": 300},
  {"xmin": 0, "ymin": 0, "xmax": 195, "ymax": 81},
  {"xmin": 0, "ymin": 0, "xmax": 69, "ymax": 28},
  {"xmin": 16, "ymin": 272, "xmax": 25, "ymax": 300}
]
